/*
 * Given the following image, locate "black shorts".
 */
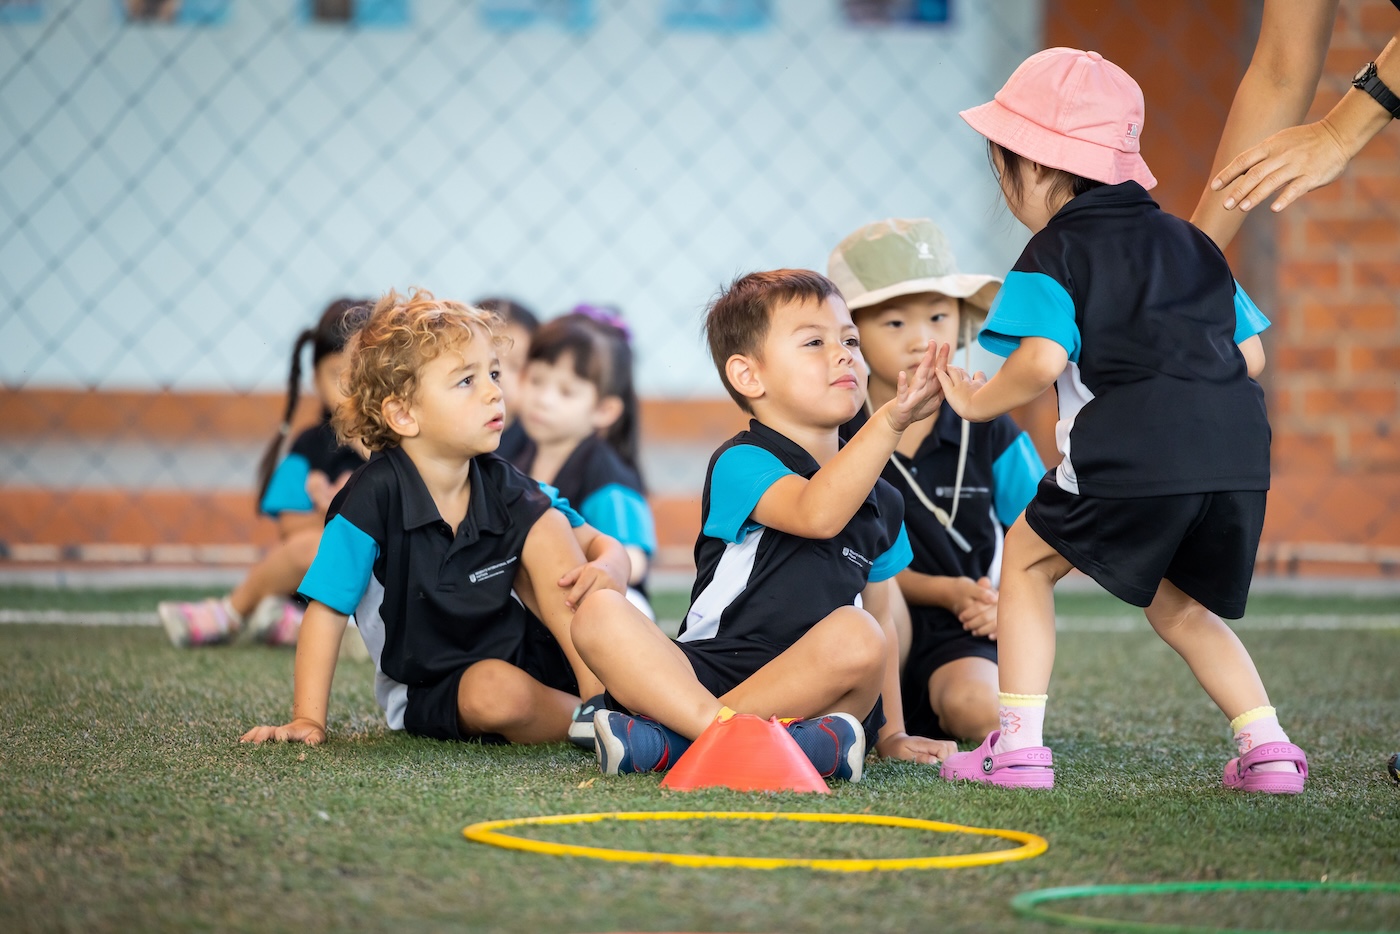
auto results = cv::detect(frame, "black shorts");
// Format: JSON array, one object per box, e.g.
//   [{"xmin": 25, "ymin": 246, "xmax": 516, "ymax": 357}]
[
  {"xmin": 602, "ymin": 638, "xmax": 886, "ymax": 749},
  {"xmin": 901, "ymin": 606, "xmax": 998, "ymax": 740},
  {"xmin": 403, "ymin": 615, "xmax": 578, "ymax": 744},
  {"xmin": 1023, "ymin": 477, "xmax": 1266, "ymax": 619}
]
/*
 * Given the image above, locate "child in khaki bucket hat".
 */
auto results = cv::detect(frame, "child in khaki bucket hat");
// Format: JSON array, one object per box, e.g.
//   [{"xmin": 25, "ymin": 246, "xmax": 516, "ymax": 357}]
[{"xmin": 829, "ymin": 218, "xmax": 1044, "ymax": 743}]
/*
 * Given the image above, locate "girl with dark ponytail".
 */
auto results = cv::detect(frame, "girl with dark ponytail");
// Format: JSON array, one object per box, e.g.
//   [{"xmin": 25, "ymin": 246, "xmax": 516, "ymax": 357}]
[
  {"xmin": 158, "ymin": 298, "xmax": 370, "ymax": 648},
  {"xmin": 510, "ymin": 307, "xmax": 656, "ymax": 619}
]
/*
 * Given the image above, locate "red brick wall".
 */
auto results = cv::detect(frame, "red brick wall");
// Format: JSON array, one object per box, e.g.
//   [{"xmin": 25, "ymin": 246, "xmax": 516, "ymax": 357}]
[{"xmin": 1044, "ymin": 0, "xmax": 1400, "ymax": 572}]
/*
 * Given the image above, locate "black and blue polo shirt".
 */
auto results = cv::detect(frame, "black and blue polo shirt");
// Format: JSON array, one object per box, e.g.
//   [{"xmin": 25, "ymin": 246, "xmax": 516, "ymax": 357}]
[
  {"xmin": 259, "ymin": 418, "xmax": 367, "ymax": 516},
  {"xmin": 840, "ymin": 404, "xmax": 1043, "ymax": 586},
  {"xmin": 677, "ymin": 420, "xmax": 912, "ymax": 653},
  {"xmin": 511, "ymin": 434, "xmax": 656, "ymax": 564},
  {"xmin": 979, "ymin": 181, "xmax": 1272, "ymax": 499},
  {"xmin": 298, "ymin": 446, "xmax": 583, "ymax": 730}
]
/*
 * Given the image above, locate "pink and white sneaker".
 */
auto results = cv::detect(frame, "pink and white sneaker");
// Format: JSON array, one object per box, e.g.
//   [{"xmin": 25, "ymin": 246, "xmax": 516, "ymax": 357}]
[
  {"xmin": 245, "ymin": 596, "xmax": 303, "ymax": 646},
  {"xmin": 939, "ymin": 730, "xmax": 1055, "ymax": 788},
  {"xmin": 157, "ymin": 598, "xmax": 239, "ymax": 647}
]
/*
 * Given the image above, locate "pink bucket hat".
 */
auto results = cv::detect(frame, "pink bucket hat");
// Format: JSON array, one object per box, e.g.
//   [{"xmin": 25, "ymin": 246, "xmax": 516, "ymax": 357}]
[{"xmin": 960, "ymin": 47, "xmax": 1157, "ymax": 190}]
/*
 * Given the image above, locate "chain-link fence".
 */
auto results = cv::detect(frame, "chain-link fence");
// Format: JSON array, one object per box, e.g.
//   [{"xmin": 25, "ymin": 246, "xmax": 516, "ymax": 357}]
[{"xmin": 1, "ymin": 0, "xmax": 1397, "ymax": 575}]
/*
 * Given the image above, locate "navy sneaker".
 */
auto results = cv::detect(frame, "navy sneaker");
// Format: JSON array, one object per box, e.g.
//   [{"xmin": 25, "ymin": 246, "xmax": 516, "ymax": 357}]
[
  {"xmin": 594, "ymin": 710, "xmax": 692, "ymax": 775},
  {"xmin": 568, "ymin": 694, "xmax": 606, "ymax": 752},
  {"xmin": 784, "ymin": 712, "xmax": 866, "ymax": 782}
]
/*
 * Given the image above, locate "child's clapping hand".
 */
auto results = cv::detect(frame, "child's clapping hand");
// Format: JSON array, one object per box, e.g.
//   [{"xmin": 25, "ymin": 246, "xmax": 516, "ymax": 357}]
[
  {"xmin": 882, "ymin": 340, "xmax": 944, "ymax": 433},
  {"xmin": 933, "ymin": 342, "xmax": 988, "ymax": 421}
]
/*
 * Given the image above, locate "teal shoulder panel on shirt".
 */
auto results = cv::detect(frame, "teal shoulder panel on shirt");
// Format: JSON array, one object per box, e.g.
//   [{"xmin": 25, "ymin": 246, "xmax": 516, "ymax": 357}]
[
  {"xmin": 978, "ymin": 270, "xmax": 1081, "ymax": 363},
  {"xmin": 991, "ymin": 432, "xmax": 1045, "ymax": 527},
  {"xmin": 259, "ymin": 453, "xmax": 314, "ymax": 516},
  {"xmin": 1233, "ymin": 282, "xmax": 1271, "ymax": 343},
  {"xmin": 298, "ymin": 514, "xmax": 379, "ymax": 615},
  {"xmin": 537, "ymin": 481, "xmax": 585, "ymax": 528},
  {"xmin": 581, "ymin": 484, "xmax": 657, "ymax": 554},
  {"xmin": 868, "ymin": 522, "xmax": 912, "ymax": 582},
  {"xmin": 703, "ymin": 444, "xmax": 795, "ymax": 544}
]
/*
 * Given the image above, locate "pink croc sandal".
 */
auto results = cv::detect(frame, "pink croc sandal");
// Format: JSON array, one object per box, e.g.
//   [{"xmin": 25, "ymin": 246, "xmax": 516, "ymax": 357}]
[
  {"xmin": 1222, "ymin": 741, "xmax": 1308, "ymax": 794},
  {"xmin": 940, "ymin": 730, "xmax": 1054, "ymax": 788}
]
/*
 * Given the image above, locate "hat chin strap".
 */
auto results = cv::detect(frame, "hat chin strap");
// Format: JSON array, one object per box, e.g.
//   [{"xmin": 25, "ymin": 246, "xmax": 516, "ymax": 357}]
[{"xmin": 864, "ymin": 313, "xmax": 973, "ymax": 554}]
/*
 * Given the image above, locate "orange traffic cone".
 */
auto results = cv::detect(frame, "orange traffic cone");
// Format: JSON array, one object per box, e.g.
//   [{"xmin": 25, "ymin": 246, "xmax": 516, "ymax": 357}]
[{"xmin": 660, "ymin": 712, "xmax": 830, "ymax": 793}]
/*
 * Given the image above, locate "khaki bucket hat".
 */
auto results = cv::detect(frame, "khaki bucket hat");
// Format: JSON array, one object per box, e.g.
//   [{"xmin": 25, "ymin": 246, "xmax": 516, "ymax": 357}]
[{"xmin": 827, "ymin": 218, "xmax": 1001, "ymax": 326}]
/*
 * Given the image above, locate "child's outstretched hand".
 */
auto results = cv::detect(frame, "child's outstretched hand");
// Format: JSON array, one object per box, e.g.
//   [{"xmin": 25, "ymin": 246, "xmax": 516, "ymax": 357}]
[
  {"xmin": 933, "ymin": 342, "xmax": 987, "ymax": 421},
  {"xmin": 883, "ymin": 339, "xmax": 944, "ymax": 433},
  {"xmin": 875, "ymin": 731, "xmax": 958, "ymax": 765},
  {"xmin": 240, "ymin": 717, "xmax": 326, "ymax": 746}
]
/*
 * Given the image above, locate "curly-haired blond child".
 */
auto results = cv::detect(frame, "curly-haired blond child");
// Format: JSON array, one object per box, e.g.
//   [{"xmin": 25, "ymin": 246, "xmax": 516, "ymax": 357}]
[{"xmin": 242, "ymin": 289, "xmax": 622, "ymax": 746}]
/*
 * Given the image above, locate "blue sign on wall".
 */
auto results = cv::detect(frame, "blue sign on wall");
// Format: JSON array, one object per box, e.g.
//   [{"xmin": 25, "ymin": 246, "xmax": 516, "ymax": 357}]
[
  {"xmin": 299, "ymin": 0, "xmax": 410, "ymax": 28},
  {"xmin": 480, "ymin": 0, "xmax": 595, "ymax": 33},
  {"xmin": 0, "ymin": 0, "xmax": 44, "ymax": 25},
  {"xmin": 662, "ymin": 0, "xmax": 770, "ymax": 32},
  {"xmin": 842, "ymin": 0, "xmax": 951, "ymax": 26}
]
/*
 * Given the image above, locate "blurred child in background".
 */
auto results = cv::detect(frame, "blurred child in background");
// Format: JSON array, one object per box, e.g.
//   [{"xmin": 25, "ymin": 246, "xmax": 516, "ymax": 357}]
[
  {"xmin": 158, "ymin": 298, "xmax": 368, "ymax": 648},
  {"xmin": 830, "ymin": 218, "xmax": 1043, "ymax": 742},
  {"xmin": 510, "ymin": 307, "xmax": 656, "ymax": 619},
  {"xmin": 475, "ymin": 296, "xmax": 540, "ymax": 463}
]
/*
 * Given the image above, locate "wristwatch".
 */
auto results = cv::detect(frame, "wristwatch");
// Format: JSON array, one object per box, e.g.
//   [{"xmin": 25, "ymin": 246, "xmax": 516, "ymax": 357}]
[{"xmin": 1351, "ymin": 61, "xmax": 1400, "ymax": 119}]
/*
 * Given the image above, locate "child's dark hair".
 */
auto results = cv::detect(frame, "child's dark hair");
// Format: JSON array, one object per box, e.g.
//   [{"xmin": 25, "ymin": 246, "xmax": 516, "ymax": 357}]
[
  {"xmin": 990, "ymin": 141, "xmax": 1104, "ymax": 208},
  {"xmin": 475, "ymin": 296, "xmax": 540, "ymax": 335},
  {"xmin": 255, "ymin": 297, "xmax": 369, "ymax": 504},
  {"xmin": 528, "ymin": 310, "xmax": 642, "ymax": 476},
  {"xmin": 705, "ymin": 269, "xmax": 842, "ymax": 414}
]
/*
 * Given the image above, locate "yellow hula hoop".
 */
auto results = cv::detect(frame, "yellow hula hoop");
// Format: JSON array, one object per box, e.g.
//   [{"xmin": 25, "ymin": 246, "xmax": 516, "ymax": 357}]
[{"xmin": 462, "ymin": 810, "xmax": 1048, "ymax": 872}]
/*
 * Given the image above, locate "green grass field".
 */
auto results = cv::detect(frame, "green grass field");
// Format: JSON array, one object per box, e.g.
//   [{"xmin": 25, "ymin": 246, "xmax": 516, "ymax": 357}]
[{"xmin": 1, "ymin": 587, "xmax": 1398, "ymax": 933}]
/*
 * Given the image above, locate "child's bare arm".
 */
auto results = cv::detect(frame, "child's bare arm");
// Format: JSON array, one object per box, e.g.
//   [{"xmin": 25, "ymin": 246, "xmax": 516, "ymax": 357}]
[
  {"xmin": 519, "ymin": 509, "xmax": 606, "ymax": 698},
  {"xmin": 1238, "ymin": 334, "xmax": 1266, "ymax": 378},
  {"xmin": 864, "ymin": 579, "xmax": 957, "ymax": 764},
  {"xmin": 558, "ymin": 523, "xmax": 629, "ymax": 610},
  {"xmin": 752, "ymin": 342, "xmax": 941, "ymax": 539},
  {"xmin": 240, "ymin": 600, "xmax": 346, "ymax": 745},
  {"xmin": 936, "ymin": 338, "xmax": 1065, "ymax": 423}
]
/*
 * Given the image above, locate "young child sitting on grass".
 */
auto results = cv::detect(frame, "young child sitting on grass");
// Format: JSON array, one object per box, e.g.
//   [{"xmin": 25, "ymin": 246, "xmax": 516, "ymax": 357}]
[
  {"xmin": 242, "ymin": 289, "xmax": 626, "ymax": 747},
  {"xmin": 830, "ymin": 218, "xmax": 1044, "ymax": 743},
  {"xmin": 569, "ymin": 270, "xmax": 957, "ymax": 781},
  {"xmin": 934, "ymin": 47, "xmax": 1301, "ymax": 792}
]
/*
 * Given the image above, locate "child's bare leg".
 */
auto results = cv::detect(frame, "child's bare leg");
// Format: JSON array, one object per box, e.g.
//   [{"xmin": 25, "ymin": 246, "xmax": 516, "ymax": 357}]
[
  {"xmin": 571, "ymin": 590, "xmax": 722, "ymax": 739},
  {"xmin": 927, "ymin": 656, "xmax": 1000, "ymax": 741},
  {"xmin": 719, "ymin": 605, "xmax": 886, "ymax": 721},
  {"xmin": 1143, "ymin": 579, "xmax": 1271, "ymax": 718},
  {"xmin": 996, "ymin": 516, "xmax": 1072, "ymax": 694},
  {"xmin": 228, "ymin": 529, "xmax": 321, "ymax": 617},
  {"xmin": 456, "ymin": 659, "xmax": 578, "ymax": 744}
]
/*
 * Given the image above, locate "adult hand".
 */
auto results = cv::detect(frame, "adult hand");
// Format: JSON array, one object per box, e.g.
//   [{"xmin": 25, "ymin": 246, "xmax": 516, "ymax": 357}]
[
  {"xmin": 240, "ymin": 717, "xmax": 327, "ymax": 746},
  {"xmin": 1210, "ymin": 118, "xmax": 1350, "ymax": 214}
]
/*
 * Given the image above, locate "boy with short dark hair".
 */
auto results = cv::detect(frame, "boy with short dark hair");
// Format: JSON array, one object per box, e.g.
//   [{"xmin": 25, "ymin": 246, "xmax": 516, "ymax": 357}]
[
  {"xmin": 571, "ymin": 269, "xmax": 956, "ymax": 781},
  {"xmin": 242, "ymin": 289, "xmax": 623, "ymax": 747}
]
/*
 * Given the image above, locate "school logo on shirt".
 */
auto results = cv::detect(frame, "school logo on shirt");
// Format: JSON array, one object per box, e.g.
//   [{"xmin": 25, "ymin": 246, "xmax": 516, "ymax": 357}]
[
  {"xmin": 468, "ymin": 555, "xmax": 518, "ymax": 584},
  {"xmin": 841, "ymin": 547, "xmax": 871, "ymax": 569}
]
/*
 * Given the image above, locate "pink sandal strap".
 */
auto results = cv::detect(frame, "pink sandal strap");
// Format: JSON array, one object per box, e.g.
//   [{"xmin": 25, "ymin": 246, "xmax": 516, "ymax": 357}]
[{"xmin": 1239, "ymin": 741, "xmax": 1308, "ymax": 779}]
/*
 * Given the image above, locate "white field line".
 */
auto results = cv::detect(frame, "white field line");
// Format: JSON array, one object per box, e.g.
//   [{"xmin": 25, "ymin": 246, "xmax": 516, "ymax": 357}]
[{"xmin": 0, "ymin": 610, "xmax": 1396, "ymax": 631}]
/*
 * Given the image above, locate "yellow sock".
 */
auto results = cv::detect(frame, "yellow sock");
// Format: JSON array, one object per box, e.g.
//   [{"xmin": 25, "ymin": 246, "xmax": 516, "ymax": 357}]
[{"xmin": 1229, "ymin": 705, "xmax": 1275, "ymax": 734}]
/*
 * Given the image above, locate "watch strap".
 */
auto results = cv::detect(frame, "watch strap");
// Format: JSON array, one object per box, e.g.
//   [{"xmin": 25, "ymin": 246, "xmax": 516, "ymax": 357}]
[{"xmin": 1359, "ymin": 70, "xmax": 1400, "ymax": 119}]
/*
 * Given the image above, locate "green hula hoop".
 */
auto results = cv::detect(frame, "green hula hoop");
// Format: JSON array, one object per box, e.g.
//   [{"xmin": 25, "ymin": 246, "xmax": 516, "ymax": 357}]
[
  {"xmin": 464, "ymin": 810, "xmax": 1048, "ymax": 872},
  {"xmin": 1011, "ymin": 880, "xmax": 1400, "ymax": 934}
]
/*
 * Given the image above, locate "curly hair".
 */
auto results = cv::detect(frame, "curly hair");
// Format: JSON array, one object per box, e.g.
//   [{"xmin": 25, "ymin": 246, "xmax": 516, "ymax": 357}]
[{"xmin": 334, "ymin": 288, "xmax": 504, "ymax": 451}]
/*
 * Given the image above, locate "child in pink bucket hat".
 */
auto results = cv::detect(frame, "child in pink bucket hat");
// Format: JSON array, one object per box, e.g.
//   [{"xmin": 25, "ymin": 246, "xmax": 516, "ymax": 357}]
[{"xmin": 932, "ymin": 48, "xmax": 1306, "ymax": 793}]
